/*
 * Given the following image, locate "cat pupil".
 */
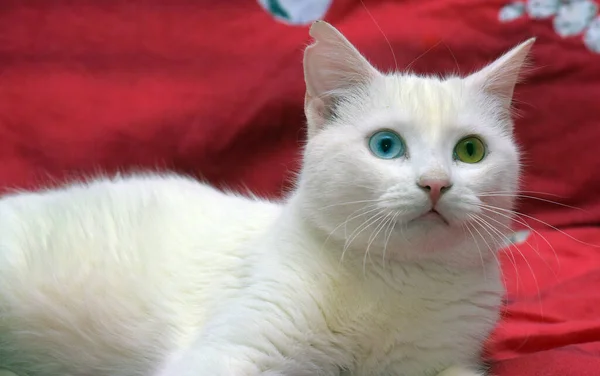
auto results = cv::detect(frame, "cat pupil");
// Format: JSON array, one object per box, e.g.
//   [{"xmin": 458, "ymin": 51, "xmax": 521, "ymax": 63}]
[
  {"xmin": 380, "ymin": 138, "xmax": 392, "ymax": 153},
  {"xmin": 466, "ymin": 142, "xmax": 475, "ymax": 156}
]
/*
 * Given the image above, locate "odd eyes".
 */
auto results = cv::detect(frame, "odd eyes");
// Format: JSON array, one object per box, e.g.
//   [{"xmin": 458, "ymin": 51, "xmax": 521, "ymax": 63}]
[
  {"xmin": 454, "ymin": 136, "xmax": 486, "ymax": 164},
  {"xmin": 368, "ymin": 131, "xmax": 406, "ymax": 159},
  {"xmin": 368, "ymin": 131, "xmax": 487, "ymax": 163}
]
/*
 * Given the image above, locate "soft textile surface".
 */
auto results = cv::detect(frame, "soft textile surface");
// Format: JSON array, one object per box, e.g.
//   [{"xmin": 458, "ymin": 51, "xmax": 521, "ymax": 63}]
[
  {"xmin": 490, "ymin": 227, "xmax": 600, "ymax": 375},
  {"xmin": 0, "ymin": 0, "xmax": 599, "ymax": 374}
]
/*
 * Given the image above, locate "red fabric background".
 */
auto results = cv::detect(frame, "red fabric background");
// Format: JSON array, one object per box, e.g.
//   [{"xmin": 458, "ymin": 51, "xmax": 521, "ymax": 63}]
[
  {"xmin": 490, "ymin": 227, "xmax": 600, "ymax": 375},
  {"xmin": 0, "ymin": 0, "xmax": 599, "ymax": 374}
]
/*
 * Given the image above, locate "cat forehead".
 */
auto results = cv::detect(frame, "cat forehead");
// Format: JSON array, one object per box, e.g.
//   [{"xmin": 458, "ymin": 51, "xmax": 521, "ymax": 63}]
[
  {"xmin": 382, "ymin": 74, "xmax": 474, "ymax": 116},
  {"xmin": 347, "ymin": 74, "xmax": 491, "ymax": 131}
]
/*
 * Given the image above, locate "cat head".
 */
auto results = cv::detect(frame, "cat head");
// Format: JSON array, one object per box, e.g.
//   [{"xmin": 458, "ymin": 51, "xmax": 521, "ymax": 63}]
[{"xmin": 297, "ymin": 21, "xmax": 533, "ymax": 266}]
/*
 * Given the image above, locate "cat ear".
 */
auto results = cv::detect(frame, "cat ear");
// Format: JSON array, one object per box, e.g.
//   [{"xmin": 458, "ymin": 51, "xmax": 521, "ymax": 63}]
[
  {"xmin": 303, "ymin": 21, "xmax": 381, "ymax": 136},
  {"xmin": 466, "ymin": 38, "xmax": 535, "ymax": 108}
]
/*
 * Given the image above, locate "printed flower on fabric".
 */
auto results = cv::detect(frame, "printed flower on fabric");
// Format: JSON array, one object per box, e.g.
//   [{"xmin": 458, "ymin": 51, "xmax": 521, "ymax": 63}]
[
  {"xmin": 504, "ymin": 230, "xmax": 531, "ymax": 247},
  {"xmin": 499, "ymin": 2, "xmax": 526, "ymax": 22},
  {"xmin": 499, "ymin": 0, "xmax": 600, "ymax": 53},
  {"xmin": 527, "ymin": 0, "xmax": 560, "ymax": 19},
  {"xmin": 258, "ymin": 0, "xmax": 333, "ymax": 25},
  {"xmin": 553, "ymin": 0, "xmax": 598, "ymax": 37},
  {"xmin": 584, "ymin": 16, "xmax": 600, "ymax": 52}
]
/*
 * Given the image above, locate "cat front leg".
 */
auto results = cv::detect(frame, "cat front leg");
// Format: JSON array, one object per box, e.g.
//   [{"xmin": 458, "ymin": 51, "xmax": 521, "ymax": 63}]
[
  {"xmin": 153, "ymin": 346, "xmax": 260, "ymax": 376},
  {"xmin": 154, "ymin": 344, "xmax": 324, "ymax": 376},
  {"xmin": 153, "ymin": 293, "xmax": 340, "ymax": 376},
  {"xmin": 436, "ymin": 365, "xmax": 486, "ymax": 376}
]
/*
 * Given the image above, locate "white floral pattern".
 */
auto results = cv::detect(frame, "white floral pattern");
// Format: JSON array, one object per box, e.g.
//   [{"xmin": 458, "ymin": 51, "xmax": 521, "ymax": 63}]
[
  {"xmin": 527, "ymin": 0, "xmax": 560, "ymax": 19},
  {"xmin": 504, "ymin": 230, "xmax": 532, "ymax": 247},
  {"xmin": 584, "ymin": 16, "xmax": 600, "ymax": 51},
  {"xmin": 258, "ymin": 0, "xmax": 332, "ymax": 25},
  {"xmin": 500, "ymin": 0, "xmax": 600, "ymax": 53},
  {"xmin": 500, "ymin": 2, "xmax": 526, "ymax": 21},
  {"xmin": 553, "ymin": 0, "xmax": 598, "ymax": 36}
]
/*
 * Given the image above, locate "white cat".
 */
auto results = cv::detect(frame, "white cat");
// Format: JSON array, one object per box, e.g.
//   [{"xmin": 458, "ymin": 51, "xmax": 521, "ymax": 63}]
[{"xmin": 0, "ymin": 21, "xmax": 534, "ymax": 376}]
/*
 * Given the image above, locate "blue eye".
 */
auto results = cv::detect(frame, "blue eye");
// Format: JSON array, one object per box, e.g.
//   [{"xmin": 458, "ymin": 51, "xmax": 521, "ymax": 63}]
[{"xmin": 368, "ymin": 130, "xmax": 405, "ymax": 159}]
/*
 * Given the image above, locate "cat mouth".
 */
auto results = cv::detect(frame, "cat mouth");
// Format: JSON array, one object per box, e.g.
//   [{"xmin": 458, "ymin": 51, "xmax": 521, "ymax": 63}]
[{"xmin": 415, "ymin": 209, "xmax": 449, "ymax": 225}]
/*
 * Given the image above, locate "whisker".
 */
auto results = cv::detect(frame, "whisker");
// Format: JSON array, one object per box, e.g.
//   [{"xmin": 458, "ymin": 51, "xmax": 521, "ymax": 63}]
[
  {"xmin": 478, "ymin": 193, "xmax": 588, "ymax": 212},
  {"xmin": 382, "ymin": 212, "xmax": 399, "ymax": 266},
  {"xmin": 476, "ymin": 210, "xmax": 559, "ymax": 276},
  {"xmin": 359, "ymin": 0, "xmax": 398, "ymax": 71},
  {"xmin": 442, "ymin": 41, "xmax": 461, "ymax": 76},
  {"xmin": 480, "ymin": 190, "xmax": 566, "ymax": 198},
  {"xmin": 466, "ymin": 216, "xmax": 501, "ymax": 274},
  {"xmin": 471, "ymin": 213, "xmax": 544, "ymax": 318},
  {"xmin": 471, "ymin": 214, "xmax": 521, "ymax": 283},
  {"xmin": 364, "ymin": 212, "xmax": 393, "ymax": 274},
  {"xmin": 344, "ymin": 206, "xmax": 382, "ymax": 238},
  {"xmin": 405, "ymin": 40, "xmax": 443, "ymax": 72},
  {"xmin": 469, "ymin": 213, "xmax": 507, "ymax": 255},
  {"xmin": 322, "ymin": 204, "xmax": 381, "ymax": 250},
  {"xmin": 477, "ymin": 203, "xmax": 600, "ymax": 248},
  {"xmin": 470, "ymin": 214, "xmax": 520, "ymax": 294},
  {"xmin": 462, "ymin": 220, "xmax": 488, "ymax": 280},
  {"xmin": 467, "ymin": 215, "xmax": 517, "ymax": 315},
  {"xmin": 341, "ymin": 210, "xmax": 385, "ymax": 264},
  {"xmin": 318, "ymin": 199, "xmax": 382, "ymax": 211},
  {"xmin": 473, "ymin": 204, "xmax": 561, "ymax": 272}
]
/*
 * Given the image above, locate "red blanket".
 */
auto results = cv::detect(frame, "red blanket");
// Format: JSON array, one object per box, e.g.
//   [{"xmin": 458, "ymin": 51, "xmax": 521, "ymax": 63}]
[
  {"xmin": 491, "ymin": 227, "xmax": 600, "ymax": 375},
  {"xmin": 1, "ymin": 1, "xmax": 599, "ymax": 374}
]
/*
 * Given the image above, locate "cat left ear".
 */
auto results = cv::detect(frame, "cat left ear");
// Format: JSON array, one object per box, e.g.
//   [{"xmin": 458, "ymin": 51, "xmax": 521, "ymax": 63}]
[
  {"xmin": 466, "ymin": 38, "xmax": 535, "ymax": 109},
  {"xmin": 303, "ymin": 21, "xmax": 381, "ymax": 137}
]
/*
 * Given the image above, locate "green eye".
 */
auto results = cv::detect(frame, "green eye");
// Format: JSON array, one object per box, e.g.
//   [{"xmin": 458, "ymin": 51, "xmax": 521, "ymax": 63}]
[{"xmin": 454, "ymin": 136, "xmax": 486, "ymax": 163}]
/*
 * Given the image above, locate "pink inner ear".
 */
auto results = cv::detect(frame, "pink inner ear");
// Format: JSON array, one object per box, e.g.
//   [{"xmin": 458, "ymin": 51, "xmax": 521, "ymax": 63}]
[
  {"xmin": 303, "ymin": 21, "xmax": 380, "ymax": 100},
  {"xmin": 305, "ymin": 96, "xmax": 327, "ymax": 136},
  {"xmin": 467, "ymin": 38, "xmax": 535, "ymax": 106}
]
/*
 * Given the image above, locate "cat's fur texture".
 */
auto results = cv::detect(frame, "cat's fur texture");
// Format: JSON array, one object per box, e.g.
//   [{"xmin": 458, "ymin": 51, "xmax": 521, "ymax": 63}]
[{"xmin": 0, "ymin": 21, "xmax": 534, "ymax": 376}]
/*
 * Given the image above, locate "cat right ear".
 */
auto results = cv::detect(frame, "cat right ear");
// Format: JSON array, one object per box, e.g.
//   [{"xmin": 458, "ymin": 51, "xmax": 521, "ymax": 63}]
[
  {"xmin": 465, "ymin": 38, "xmax": 535, "ymax": 110},
  {"xmin": 303, "ymin": 21, "xmax": 380, "ymax": 137}
]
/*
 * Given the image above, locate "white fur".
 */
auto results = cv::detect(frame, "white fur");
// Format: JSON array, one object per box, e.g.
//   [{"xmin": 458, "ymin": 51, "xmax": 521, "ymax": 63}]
[{"xmin": 0, "ymin": 22, "xmax": 533, "ymax": 376}]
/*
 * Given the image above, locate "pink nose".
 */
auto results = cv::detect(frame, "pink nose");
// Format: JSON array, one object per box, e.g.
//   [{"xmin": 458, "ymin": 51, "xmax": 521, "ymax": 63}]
[{"xmin": 417, "ymin": 178, "xmax": 452, "ymax": 205}]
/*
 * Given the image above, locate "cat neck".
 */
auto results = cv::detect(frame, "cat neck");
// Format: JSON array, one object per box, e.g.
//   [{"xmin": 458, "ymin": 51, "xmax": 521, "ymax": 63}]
[{"xmin": 265, "ymin": 192, "xmax": 501, "ymax": 331}]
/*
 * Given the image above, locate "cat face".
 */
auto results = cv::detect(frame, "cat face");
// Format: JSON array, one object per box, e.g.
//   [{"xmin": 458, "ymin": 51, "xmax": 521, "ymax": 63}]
[{"xmin": 298, "ymin": 21, "xmax": 533, "ymax": 265}]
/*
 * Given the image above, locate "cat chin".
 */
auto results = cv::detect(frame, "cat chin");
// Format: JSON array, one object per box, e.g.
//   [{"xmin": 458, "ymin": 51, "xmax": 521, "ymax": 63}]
[{"xmin": 388, "ymin": 220, "xmax": 471, "ymax": 253}]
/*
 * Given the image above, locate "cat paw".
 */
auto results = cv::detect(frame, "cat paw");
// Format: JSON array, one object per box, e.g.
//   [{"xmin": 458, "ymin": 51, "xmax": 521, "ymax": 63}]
[{"xmin": 437, "ymin": 365, "xmax": 485, "ymax": 376}]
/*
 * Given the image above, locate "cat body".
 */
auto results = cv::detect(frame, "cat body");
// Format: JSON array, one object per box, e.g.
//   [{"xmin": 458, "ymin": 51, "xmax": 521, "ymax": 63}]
[
  {"xmin": 0, "ymin": 22, "xmax": 535, "ymax": 376},
  {"xmin": 0, "ymin": 175, "xmax": 499, "ymax": 376}
]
